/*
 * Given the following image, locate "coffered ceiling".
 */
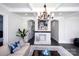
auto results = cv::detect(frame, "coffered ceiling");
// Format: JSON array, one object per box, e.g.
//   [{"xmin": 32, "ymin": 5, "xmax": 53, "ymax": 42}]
[
  {"xmin": 1, "ymin": 3, "xmax": 79, "ymax": 17},
  {"xmin": 2, "ymin": 3, "xmax": 79, "ymax": 12}
]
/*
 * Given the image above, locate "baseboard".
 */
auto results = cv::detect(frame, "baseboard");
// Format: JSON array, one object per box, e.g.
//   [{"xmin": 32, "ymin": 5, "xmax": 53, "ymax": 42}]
[{"xmin": 59, "ymin": 42, "xmax": 73, "ymax": 44}]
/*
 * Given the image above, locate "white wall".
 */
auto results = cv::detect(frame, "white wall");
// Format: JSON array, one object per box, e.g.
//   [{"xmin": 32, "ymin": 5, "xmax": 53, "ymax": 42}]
[
  {"xmin": 54, "ymin": 16, "xmax": 79, "ymax": 44},
  {"xmin": 8, "ymin": 13, "xmax": 23, "ymax": 43},
  {"xmin": 0, "ymin": 4, "xmax": 23, "ymax": 44},
  {"xmin": 22, "ymin": 17, "xmax": 36, "ymax": 30}
]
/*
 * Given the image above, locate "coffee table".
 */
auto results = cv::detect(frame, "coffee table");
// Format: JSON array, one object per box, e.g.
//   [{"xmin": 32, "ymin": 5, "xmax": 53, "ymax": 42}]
[
  {"xmin": 28, "ymin": 45, "xmax": 73, "ymax": 56},
  {"xmin": 32, "ymin": 50, "xmax": 60, "ymax": 56}
]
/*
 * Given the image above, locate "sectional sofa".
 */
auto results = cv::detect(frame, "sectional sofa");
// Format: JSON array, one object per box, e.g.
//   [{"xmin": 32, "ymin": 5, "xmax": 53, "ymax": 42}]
[{"xmin": 0, "ymin": 40, "xmax": 30, "ymax": 56}]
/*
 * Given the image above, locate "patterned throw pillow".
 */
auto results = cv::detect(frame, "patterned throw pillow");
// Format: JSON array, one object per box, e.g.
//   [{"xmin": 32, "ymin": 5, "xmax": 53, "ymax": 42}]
[
  {"xmin": 15, "ymin": 41, "xmax": 20, "ymax": 47},
  {"xmin": 8, "ymin": 41, "xmax": 21, "ymax": 53},
  {"xmin": 15, "ymin": 41, "xmax": 21, "ymax": 50}
]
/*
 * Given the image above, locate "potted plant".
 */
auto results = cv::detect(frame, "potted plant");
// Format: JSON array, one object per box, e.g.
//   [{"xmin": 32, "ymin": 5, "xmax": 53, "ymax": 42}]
[{"xmin": 16, "ymin": 28, "xmax": 28, "ymax": 42}]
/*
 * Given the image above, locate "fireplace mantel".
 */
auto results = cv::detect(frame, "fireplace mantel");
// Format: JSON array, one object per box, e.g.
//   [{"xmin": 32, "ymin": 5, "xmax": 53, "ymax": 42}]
[
  {"xmin": 34, "ymin": 19, "xmax": 51, "ymax": 45},
  {"xmin": 34, "ymin": 32, "xmax": 51, "ymax": 45}
]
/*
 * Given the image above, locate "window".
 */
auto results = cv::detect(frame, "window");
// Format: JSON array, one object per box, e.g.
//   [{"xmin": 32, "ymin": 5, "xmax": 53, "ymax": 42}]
[{"xmin": 0, "ymin": 15, "xmax": 3, "ymax": 46}]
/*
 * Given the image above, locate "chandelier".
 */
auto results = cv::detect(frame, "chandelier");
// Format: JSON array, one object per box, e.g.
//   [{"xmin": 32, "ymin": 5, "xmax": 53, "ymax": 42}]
[{"xmin": 38, "ymin": 4, "xmax": 53, "ymax": 20}]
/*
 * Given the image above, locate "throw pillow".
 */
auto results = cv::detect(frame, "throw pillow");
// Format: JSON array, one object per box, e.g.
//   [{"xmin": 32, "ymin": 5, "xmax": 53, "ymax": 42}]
[{"xmin": 8, "ymin": 41, "xmax": 21, "ymax": 54}]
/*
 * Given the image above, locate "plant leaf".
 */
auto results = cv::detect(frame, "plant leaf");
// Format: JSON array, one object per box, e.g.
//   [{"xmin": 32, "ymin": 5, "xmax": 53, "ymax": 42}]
[
  {"xmin": 18, "ymin": 29, "xmax": 22, "ymax": 33},
  {"xmin": 16, "ymin": 35, "xmax": 21, "ymax": 37},
  {"xmin": 16, "ymin": 28, "xmax": 28, "ymax": 39},
  {"xmin": 23, "ymin": 29, "xmax": 25, "ymax": 34}
]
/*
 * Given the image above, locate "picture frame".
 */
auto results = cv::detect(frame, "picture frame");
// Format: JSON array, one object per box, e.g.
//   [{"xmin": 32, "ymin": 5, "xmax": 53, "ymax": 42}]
[{"xmin": 38, "ymin": 20, "xmax": 48, "ymax": 30}]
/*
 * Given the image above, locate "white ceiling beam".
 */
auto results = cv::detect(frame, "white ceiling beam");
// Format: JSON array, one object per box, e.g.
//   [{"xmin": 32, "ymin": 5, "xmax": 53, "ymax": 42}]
[
  {"xmin": 2, "ymin": 3, "xmax": 79, "ymax": 13},
  {"xmin": 55, "ymin": 3, "xmax": 63, "ymax": 10},
  {"xmin": 27, "ymin": 3, "xmax": 33, "ymax": 10},
  {"xmin": 0, "ymin": 4, "xmax": 10, "ymax": 11},
  {"xmin": 28, "ymin": 3, "xmax": 33, "ymax": 10},
  {"xmin": 9, "ymin": 9, "xmax": 37, "ymax": 13},
  {"xmin": 10, "ymin": 10, "xmax": 79, "ymax": 13}
]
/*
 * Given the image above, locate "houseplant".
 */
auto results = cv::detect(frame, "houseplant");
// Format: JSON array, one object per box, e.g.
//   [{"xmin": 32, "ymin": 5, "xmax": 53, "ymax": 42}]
[{"xmin": 16, "ymin": 28, "xmax": 28, "ymax": 42}]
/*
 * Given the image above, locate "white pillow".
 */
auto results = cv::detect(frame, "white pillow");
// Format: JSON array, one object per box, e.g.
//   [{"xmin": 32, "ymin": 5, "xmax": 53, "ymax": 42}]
[{"xmin": 20, "ymin": 40, "xmax": 25, "ymax": 47}]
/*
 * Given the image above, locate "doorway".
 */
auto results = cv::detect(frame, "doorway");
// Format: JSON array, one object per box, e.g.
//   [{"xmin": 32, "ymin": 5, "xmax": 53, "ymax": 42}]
[
  {"xmin": 51, "ymin": 20, "xmax": 59, "ymax": 44},
  {"xmin": 28, "ymin": 20, "xmax": 35, "ymax": 45}
]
